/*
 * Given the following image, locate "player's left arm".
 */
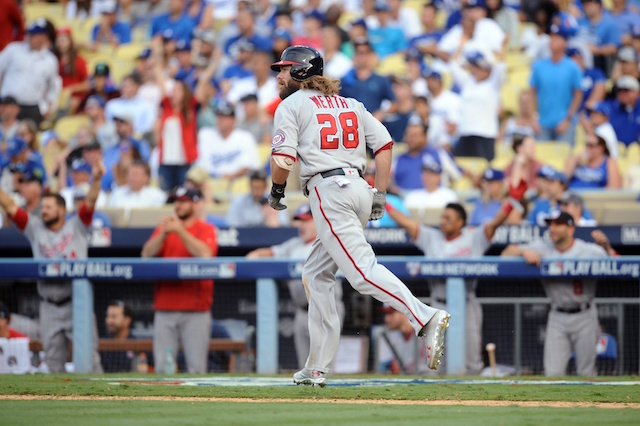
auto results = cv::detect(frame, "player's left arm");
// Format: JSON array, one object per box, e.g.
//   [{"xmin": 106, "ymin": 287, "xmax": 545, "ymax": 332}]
[
  {"xmin": 591, "ymin": 230, "xmax": 617, "ymax": 256},
  {"xmin": 269, "ymin": 103, "xmax": 299, "ymax": 210},
  {"xmin": 78, "ymin": 160, "xmax": 106, "ymax": 225},
  {"xmin": 484, "ymin": 177, "xmax": 528, "ymax": 240}
]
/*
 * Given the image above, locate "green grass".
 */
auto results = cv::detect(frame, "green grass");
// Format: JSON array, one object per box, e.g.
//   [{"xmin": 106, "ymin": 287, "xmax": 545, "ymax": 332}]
[
  {"xmin": 1, "ymin": 400, "xmax": 639, "ymax": 426},
  {"xmin": 1, "ymin": 374, "xmax": 639, "ymax": 403}
]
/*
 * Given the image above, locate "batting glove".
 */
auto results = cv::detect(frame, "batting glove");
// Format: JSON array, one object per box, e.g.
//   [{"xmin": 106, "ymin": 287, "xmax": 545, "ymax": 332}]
[
  {"xmin": 268, "ymin": 181, "xmax": 287, "ymax": 210},
  {"xmin": 370, "ymin": 191, "xmax": 387, "ymax": 221}
]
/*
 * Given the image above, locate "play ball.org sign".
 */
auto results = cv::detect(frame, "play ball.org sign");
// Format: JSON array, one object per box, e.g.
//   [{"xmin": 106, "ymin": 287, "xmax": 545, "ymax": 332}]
[{"xmin": 38, "ymin": 261, "xmax": 134, "ymax": 279}]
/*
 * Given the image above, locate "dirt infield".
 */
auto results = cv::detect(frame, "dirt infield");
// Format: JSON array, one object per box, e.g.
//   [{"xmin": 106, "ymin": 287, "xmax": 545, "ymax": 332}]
[{"xmin": 2, "ymin": 394, "xmax": 639, "ymax": 409}]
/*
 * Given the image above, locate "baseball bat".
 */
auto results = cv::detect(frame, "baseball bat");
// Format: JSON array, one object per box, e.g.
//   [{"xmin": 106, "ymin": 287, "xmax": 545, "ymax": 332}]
[{"xmin": 485, "ymin": 342, "xmax": 497, "ymax": 377}]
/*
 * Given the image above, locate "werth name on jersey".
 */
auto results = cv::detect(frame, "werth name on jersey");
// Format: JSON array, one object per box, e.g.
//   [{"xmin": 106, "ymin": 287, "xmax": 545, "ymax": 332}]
[{"xmin": 309, "ymin": 95, "xmax": 350, "ymax": 109}]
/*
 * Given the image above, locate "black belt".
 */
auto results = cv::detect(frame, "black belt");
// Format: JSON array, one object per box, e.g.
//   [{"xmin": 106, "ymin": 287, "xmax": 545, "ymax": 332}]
[
  {"xmin": 320, "ymin": 168, "xmax": 363, "ymax": 179},
  {"xmin": 40, "ymin": 296, "xmax": 72, "ymax": 306},
  {"xmin": 555, "ymin": 303, "xmax": 590, "ymax": 314}
]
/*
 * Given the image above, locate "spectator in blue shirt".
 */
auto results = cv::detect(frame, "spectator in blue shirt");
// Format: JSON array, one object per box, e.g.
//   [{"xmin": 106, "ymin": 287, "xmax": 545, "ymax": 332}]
[
  {"xmin": 610, "ymin": 0, "xmax": 640, "ymax": 46},
  {"xmin": 578, "ymin": 0, "xmax": 621, "ymax": 72},
  {"xmin": 382, "ymin": 76, "xmax": 415, "ymax": 143},
  {"xmin": 151, "ymin": 0, "xmax": 195, "ymax": 43},
  {"xmin": 340, "ymin": 38, "xmax": 397, "ymax": 120},
  {"xmin": 223, "ymin": 9, "xmax": 272, "ymax": 58},
  {"xmin": 368, "ymin": 2, "xmax": 407, "ymax": 59},
  {"xmin": 567, "ymin": 47, "xmax": 606, "ymax": 112},
  {"xmin": 469, "ymin": 168, "xmax": 505, "ymax": 226},
  {"xmin": 409, "ymin": 3, "xmax": 444, "ymax": 56},
  {"xmin": 91, "ymin": 1, "xmax": 132, "ymax": 50},
  {"xmin": 173, "ymin": 39, "xmax": 197, "ymax": 89},
  {"xmin": 530, "ymin": 22, "xmax": 583, "ymax": 144},
  {"xmin": 605, "ymin": 75, "xmax": 640, "ymax": 146},
  {"xmin": 527, "ymin": 169, "xmax": 568, "ymax": 226}
]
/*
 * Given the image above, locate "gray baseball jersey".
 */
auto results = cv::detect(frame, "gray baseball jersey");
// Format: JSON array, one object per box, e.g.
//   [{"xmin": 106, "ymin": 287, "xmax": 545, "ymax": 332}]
[
  {"xmin": 414, "ymin": 225, "xmax": 491, "ymax": 300},
  {"xmin": 519, "ymin": 239, "xmax": 607, "ymax": 307},
  {"xmin": 13, "ymin": 207, "xmax": 91, "ymax": 301},
  {"xmin": 271, "ymin": 89, "xmax": 393, "ymax": 189}
]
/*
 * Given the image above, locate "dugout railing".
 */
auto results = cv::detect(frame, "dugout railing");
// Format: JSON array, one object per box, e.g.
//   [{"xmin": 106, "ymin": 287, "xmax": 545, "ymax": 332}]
[{"xmin": 1, "ymin": 257, "xmax": 638, "ymax": 375}]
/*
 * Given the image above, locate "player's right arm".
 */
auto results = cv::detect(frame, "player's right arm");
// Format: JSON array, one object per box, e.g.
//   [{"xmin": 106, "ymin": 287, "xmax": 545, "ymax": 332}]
[
  {"xmin": 501, "ymin": 241, "xmax": 544, "ymax": 266},
  {"xmin": 0, "ymin": 187, "xmax": 18, "ymax": 218},
  {"xmin": 385, "ymin": 204, "xmax": 419, "ymax": 240},
  {"xmin": 246, "ymin": 247, "xmax": 274, "ymax": 258}
]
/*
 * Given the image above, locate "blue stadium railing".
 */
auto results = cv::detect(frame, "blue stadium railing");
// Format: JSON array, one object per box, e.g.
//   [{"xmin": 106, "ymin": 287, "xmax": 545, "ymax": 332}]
[{"xmin": 1, "ymin": 257, "xmax": 639, "ymax": 375}]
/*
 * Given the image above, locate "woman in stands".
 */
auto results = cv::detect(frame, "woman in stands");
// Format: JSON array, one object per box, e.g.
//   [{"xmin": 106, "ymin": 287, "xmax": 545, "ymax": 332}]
[
  {"xmin": 54, "ymin": 27, "xmax": 89, "ymax": 115},
  {"xmin": 565, "ymin": 133, "xmax": 622, "ymax": 189}
]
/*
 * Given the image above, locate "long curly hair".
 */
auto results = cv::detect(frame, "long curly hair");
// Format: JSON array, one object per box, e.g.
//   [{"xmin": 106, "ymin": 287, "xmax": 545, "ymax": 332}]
[{"xmin": 300, "ymin": 76, "xmax": 341, "ymax": 96}]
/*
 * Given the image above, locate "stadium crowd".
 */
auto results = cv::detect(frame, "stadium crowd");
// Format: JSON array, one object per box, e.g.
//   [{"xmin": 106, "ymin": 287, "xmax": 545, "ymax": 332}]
[{"xmin": 0, "ymin": 0, "xmax": 638, "ymax": 376}]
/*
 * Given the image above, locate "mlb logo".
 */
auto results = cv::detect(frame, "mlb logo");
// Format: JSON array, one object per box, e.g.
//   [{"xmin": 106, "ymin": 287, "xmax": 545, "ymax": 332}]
[
  {"xmin": 219, "ymin": 263, "xmax": 236, "ymax": 278},
  {"xmin": 406, "ymin": 262, "xmax": 421, "ymax": 277},
  {"xmin": 46, "ymin": 263, "xmax": 60, "ymax": 277},
  {"xmin": 547, "ymin": 261, "xmax": 562, "ymax": 276}
]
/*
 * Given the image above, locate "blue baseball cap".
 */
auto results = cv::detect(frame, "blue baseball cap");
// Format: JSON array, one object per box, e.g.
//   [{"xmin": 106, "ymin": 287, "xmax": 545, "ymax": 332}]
[
  {"xmin": 588, "ymin": 102, "xmax": 610, "ymax": 117},
  {"xmin": 551, "ymin": 171, "xmax": 568, "ymax": 184},
  {"xmin": 40, "ymin": 131, "xmax": 59, "ymax": 147},
  {"xmin": 465, "ymin": 50, "xmax": 493, "ymax": 70},
  {"xmin": 71, "ymin": 158, "xmax": 92, "ymax": 174},
  {"xmin": 464, "ymin": 0, "xmax": 486, "ymax": 8},
  {"xmin": 7, "ymin": 136, "xmax": 28, "ymax": 158},
  {"xmin": 306, "ymin": 9, "xmax": 325, "ymax": 22},
  {"xmin": 537, "ymin": 165, "xmax": 556, "ymax": 179},
  {"xmin": 137, "ymin": 48, "xmax": 152, "ymax": 60},
  {"xmin": 27, "ymin": 18, "xmax": 47, "ymax": 35},
  {"xmin": 482, "ymin": 168, "xmax": 505, "ymax": 182},
  {"xmin": 421, "ymin": 153, "xmax": 442, "ymax": 174},
  {"xmin": 566, "ymin": 47, "xmax": 581, "ymax": 57},
  {"xmin": 550, "ymin": 12, "xmax": 578, "ymax": 40},
  {"xmin": 162, "ymin": 29, "xmax": 175, "ymax": 41},
  {"xmin": 374, "ymin": 1, "xmax": 392, "ymax": 11},
  {"xmin": 22, "ymin": 162, "xmax": 46, "ymax": 184},
  {"xmin": 424, "ymin": 68, "xmax": 442, "ymax": 80},
  {"xmin": 273, "ymin": 27, "xmax": 292, "ymax": 42},
  {"xmin": 351, "ymin": 18, "xmax": 367, "ymax": 29}
]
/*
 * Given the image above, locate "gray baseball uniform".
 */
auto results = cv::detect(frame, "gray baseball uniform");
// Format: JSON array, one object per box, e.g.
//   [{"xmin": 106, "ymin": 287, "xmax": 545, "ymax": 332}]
[
  {"xmin": 271, "ymin": 236, "xmax": 345, "ymax": 369},
  {"xmin": 13, "ymin": 206, "xmax": 102, "ymax": 373},
  {"xmin": 272, "ymin": 89, "xmax": 438, "ymax": 373},
  {"xmin": 414, "ymin": 225, "xmax": 490, "ymax": 375},
  {"xmin": 518, "ymin": 238, "xmax": 607, "ymax": 376}
]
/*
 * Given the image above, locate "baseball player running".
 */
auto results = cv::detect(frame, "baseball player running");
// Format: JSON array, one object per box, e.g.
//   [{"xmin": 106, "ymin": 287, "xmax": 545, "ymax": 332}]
[
  {"xmin": 268, "ymin": 45, "xmax": 450, "ymax": 387},
  {"xmin": 501, "ymin": 210, "xmax": 608, "ymax": 376},
  {"xmin": 0, "ymin": 161, "xmax": 106, "ymax": 373}
]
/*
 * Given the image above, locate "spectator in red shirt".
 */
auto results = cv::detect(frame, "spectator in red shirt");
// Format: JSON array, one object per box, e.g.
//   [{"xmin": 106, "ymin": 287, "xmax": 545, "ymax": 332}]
[
  {"xmin": 0, "ymin": 301, "xmax": 27, "ymax": 339},
  {"xmin": 0, "ymin": 0, "xmax": 24, "ymax": 52},
  {"xmin": 54, "ymin": 27, "xmax": 89, "ymax": 114},
  {"xmin": 141, "ymin": 186, "xmax": 218, "ymax": 374}
]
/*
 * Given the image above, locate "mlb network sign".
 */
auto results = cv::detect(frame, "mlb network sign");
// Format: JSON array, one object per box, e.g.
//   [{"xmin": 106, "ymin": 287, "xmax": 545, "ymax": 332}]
[{"xmin": 543, "ymin": 260, "xmax": 640, "ymax": 278}]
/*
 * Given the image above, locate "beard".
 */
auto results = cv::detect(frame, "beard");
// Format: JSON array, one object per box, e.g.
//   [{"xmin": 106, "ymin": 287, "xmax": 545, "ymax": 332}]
[
  {"xmin": 279, "ymin": 80, "xmax": 301, "ymax": 100},
  {"xmin": 43, "ymin": 214, "xmax": 60, "ymax": 228},
  {"xmin": 177, "ymin": 207, "xmax": 194, "ymax": 221}
]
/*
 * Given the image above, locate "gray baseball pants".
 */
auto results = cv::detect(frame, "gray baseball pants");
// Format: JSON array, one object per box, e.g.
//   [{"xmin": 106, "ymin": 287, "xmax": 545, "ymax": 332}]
[{"xmin": 153, "ymin": 311, "xmax": 211, "ymax": 374}]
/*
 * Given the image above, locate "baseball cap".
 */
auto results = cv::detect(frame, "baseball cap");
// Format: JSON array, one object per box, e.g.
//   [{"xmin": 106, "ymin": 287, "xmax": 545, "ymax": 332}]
[
  {"xmin": 293, "ymin": 204, "xmax": 313, "ymax": 221},
  {"xmin": 464, "ymin": 0, "xmax": 486, "ymax": 8},
  {"xmin": 40, "ymin": 130, "xmax": 60, "ymax": 147},
  {"xmin": 125, "ymin": 72, "xmax": 142, "ymax": 85},
  {"xmin": 193, "ymin": 29, "xmax": 216, "ymax": 45},
  {"xmin": 549, "ymin": 12, "xmax": 578, "ymax": 40},
  {"xmin": 0, "ymin": 302, "xmax": 9, "ymax": 320},
  {"xmin": 214, "ymin": 100, "xmax": 235, "ymax": 117},
  {"xmin": 137, "ymin": 48, "xmax": 152, "ymax": 60},
  {"xmin": 617, "ymin": 46, "xmax": 638, "ymax": 63},
  {"xmin": 162, "ymin": 29, "xmax": 175, "ymax": 41},
  {"xmin": 566, "ymin": 47, "xmax": 582, "ymax": 57},
  {"xmin": 22, "ymin": 162, "xmax": 46, "ymax": 185},
  {"xmin": 482, "ymin": 168, "xmax": 505, "ymax": 182},
  {"xmin": 350, "ymin": 18, "xmax": 367, "ymax": 30},
  {"xmin": 380, "ymin": 303, "xmax": 396, "ymax": 313},
  {"xmin": 544, "ymin": 210, "xmax": 575, "ymax": 227},
  {"xmin": 588, "ymin": 101, "xmax": 610, "ymax": 117},
  {"xmin": 168, "ymin": 186, "xmax": 203, "ymax": 203},
  {"xmin": 113, "ymin": 113, "xmax": 135, "ymax": 126},
  {"xmin": 632, "ymin": 25, "xmax": 640, "ymax": 39},
  {"xmin": 86, "ymin": 95, "xmax": 106, "ymax": 109},
  {"xmin": 26, "ymin": 18, "xmax": 47, "ymax": 35},
  {"xmin": 306, "ymin": 9, "xmax": 325, "ymax": 22},
  {"xmin": 100, "ymin": 0, "xmax": 117, "ymax": 14},
  {"xmin": 421, "ymin": 153, "xmax": 442, "ymax": 174},
  {"xmin": 0, "ymin": 96, "xmax": 18, "ymax": 105},
  {"xmin": 537, "ymin": 165, "xmax": 557, "ymax": 180},
  {"xmin": 175, "ymin": 39, "xmax": 191, "ymax": 52},
  {"xmin": 186, "ymin": 166, "xmax": 209, "ymax": 185},
  {"xmin": 465, "ymin": 49, "xmax": 493, "ymax": 70},
  {"xmin": 7, "ymin": 136, "xmax": 28, "ymax": 158},
  {"xmin": 551, "ymin": 171, "xmax": 568, "ymax": 185},
  {"xmin": 94, "ymin": 62, "xmax": 110, "ymax": 77},
  {"xmin": 249, "ymin": 169, "xmax": 268, "ymax": 181},
  {"xmin": 424, "ymin": 68, "xmax": 442, "ymax": 80},
  {"xmin": 237, "ymin": 39, "xmax": 255, "ymax": 52},
  {"xmin": 559, "ymin": 191, "xmax": 584, "ymax": 207},
  {"xmin": 353, "ymin": 37, "xmax": 372, "ymax": 49},
  {"xmin": 374, "ymin": 1, "xmax": 392, "ymax": 12},
  {"xmin": 71, "ymin": 158, "xmax": 92, "ymax": 174},
  {"xmin": 616, "ymin": 75, "xmax": 640, "ymax": 91},
  {"xmin": 273, "ymin": 27, "xmax": 292, "ymax": 43},
  {"xmin": 581, "ymin": 0, "xmax": 602, "ymax": 4},
  {"xmin": 240, "ymin": 93, "xmax": 258, "ymax": 103}
]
